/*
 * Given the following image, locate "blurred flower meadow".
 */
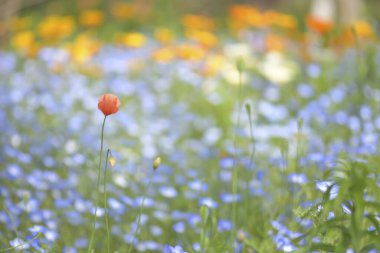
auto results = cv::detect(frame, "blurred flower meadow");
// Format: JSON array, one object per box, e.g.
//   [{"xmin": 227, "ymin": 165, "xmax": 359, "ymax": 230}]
[{"xmin": 1, "ymin": 0, "xmax": 380, "ymax": 252}]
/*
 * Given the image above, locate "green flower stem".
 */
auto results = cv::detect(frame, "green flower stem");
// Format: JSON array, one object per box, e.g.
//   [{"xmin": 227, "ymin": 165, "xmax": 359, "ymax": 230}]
[
  {"xmin": 87, "ymin": 115, "xmax": 107, "ymax": 253},
  {"xmin": 231, "ymin": 63, "xmax": 243, "ymax": 247},
  {"xmin": 103, "ymin": 149, "xmax": 111, "ymax": 253},
  {"xmin": 127, "ymin": 171, "xmax": 155, "ymax": 253},
  {"xmin": 0, "ymin": 233, "xmax": 41, "ymax": 252}
]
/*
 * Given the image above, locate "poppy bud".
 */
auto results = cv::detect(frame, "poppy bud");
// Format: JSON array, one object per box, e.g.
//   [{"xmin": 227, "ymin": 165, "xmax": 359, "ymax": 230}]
[{"xmin": 98, "ymin": 93, "xmax": 120, "ymax": 116}]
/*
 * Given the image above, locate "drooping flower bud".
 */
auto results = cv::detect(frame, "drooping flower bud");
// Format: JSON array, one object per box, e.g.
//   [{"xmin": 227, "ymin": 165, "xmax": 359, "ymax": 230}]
[{"xmin": 153, "ymin": 157, "xmax": 161, "ymax": 170}]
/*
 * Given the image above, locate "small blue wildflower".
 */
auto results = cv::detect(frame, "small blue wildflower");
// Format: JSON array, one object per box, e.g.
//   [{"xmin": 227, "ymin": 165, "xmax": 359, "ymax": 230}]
[
  {"xmin": 164, "ymin": 245, "xmax": 188, "ymax": 253},
  {"xmin": 172, "ymin": 222, "xmax": 186, "ymax": 233},
  {"xmin": 315, "ymin": 181, "xmax": 339, "ymax": 199},
  {"xmin": 159, "ymin": 186, "xmax": 178, "ymax": 198},
  {"xmin": 220, "ymin": 193, "xmax": 241, "ymax": 203},
  {"xmin": 297, "ymin": 83, "xmax": 314, "ymax": 98},
  {"xmin": 9, "ymin": 237, "xmax": 30, "ymax": 250},
  {"xmin": 288, "ymin": 173, "xmax": 307, "ymax": 184},
  {"xmin": 306, "ymin": 64, "xmax": 320, "ymax": 78},
  {"xmin": 198, "ymin": 197, "xmax": 219, "ymax": 209},
  {"xmin": 218, "ymin": 219, "xmax": 233, "ymax": 232},
  {"xmin": 63, "ymin": 247, "xmax": 77, "ymax": 253},
  {"xmin": 188, "ymin": 180, "xmax": 208, "ymax": 192}
]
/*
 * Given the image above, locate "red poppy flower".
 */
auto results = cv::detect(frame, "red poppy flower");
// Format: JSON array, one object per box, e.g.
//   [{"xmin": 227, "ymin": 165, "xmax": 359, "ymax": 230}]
[{"xmin": 98, "ymin": 93, "xmax": 120, "ymax": 116}]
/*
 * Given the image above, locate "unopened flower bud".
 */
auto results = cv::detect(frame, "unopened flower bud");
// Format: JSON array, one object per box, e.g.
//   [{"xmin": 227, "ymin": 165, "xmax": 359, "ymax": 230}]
[{"xmin": 153, "ymin": 157, "xmax": 161, "ymax": 170}]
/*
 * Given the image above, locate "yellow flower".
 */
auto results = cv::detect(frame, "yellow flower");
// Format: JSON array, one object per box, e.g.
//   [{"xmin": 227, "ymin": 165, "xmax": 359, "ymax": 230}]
[
  {"xmin": 352, "ymin": 20, "xmax": 375, "ymax": 39},
  {"xmin": 176, "ymin": 43, "xmax": 205, "ymax": 61},
  {"xmin": 154, "ymin": 28, "xmax": 175, "ymax": 44},
  {"xmin": 152, "ymin": 47, "xmax": 175, "ymax": 63},
  {"xmin": 199, "ymin": 54, "xmax": 225, "ymax": 76},
  {"xmin": 11, "ymin": 31, "xmax": 34, "ymax": 50},
  {"xmin": 118, "ymin": 32, "xmax": 147, "ymax": 48},
  {"xmin": 228, "ymin": 5, "xmax": 262, "ymax": 30},
  {"xmin": 181, "ymin": 14, "xmax": 215, "ymax": 31},
  {"xmin": 186, "ymin": 30, "xmax": 218, "ymax": 49},
  {"xmin": 38, "ymin": 16, "xmax": 75, "ymax": 42},
  {"xmin": 79, "ymin": 10, "xmax": 104, "ymax": 28},
  {"xmin": 68, "ymin": 34, "xmax": 101, "ymax": 63},
  {"xmin": 111, "ymin": 2, "xmax": 134, "ymax": 21},
  {"xmin": 11, "ymin": 31, "xmax": 39, "ymax": 57},
  {"xmin": 273, "ymin": 13, "xmax": 298, "ymax": 30}
]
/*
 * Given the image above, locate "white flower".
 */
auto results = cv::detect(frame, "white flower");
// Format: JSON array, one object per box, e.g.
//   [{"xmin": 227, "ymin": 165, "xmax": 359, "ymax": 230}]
[{"xmin": 258, "ymin": 52, "xmax": 298, "ymax": 85}]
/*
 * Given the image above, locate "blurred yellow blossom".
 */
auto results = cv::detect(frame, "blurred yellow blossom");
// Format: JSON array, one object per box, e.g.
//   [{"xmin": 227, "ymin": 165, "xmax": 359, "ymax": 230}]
[
  {"xmin": 333, "ymin": 20, "xmax": 376, "ymax": 49},
  {"xmin": 68, "ymin": 34, "xmax": 101, "ymax": 63},
  {"xmin": 118, "ymin": 32, "xmax": 147, "ymax": 48},
  {"xmin": 228, "ymin": 5, "xmax": 262, "ymax": 31},
  {"xmin": 11, "ymin": 31, "xmax": 39, "ymax": 57},
  {"xmin": 11, "ymin": 31, "xmax": 34, "ymax": 50},
  {"xmin": 111, "ymin": 2, "xmax": 134, "ymax": 21},
  {"xmin": 154, "ymin": 28, "xmax": 175, "ymax": 44},
  {"xmin": 152, "ymin": 47, "xmax": 175, "ymax": 63},
  {"xmin": 79, "ymin": 10, "xmax": 104, "ymax": 28},
  {"xmin": 176, "ymin": 43, "xmax": 205, "ymax": 61},
  {"xmin": 38, "ymin": 16, "xmax": 75, "ymax": 42},
  {"xmin": 352, "ymin": 20, "xmax": 375, "ymax": 39},
  {"xmin": 181, "ymin": 14, "xmax": 215, "ymax": 31},
  {"xmin": 272, "ymin": 13, "xmax": 298, "ymax": 30},
  {"xmin": 186, "ymin": 30, "xmax": 218, "ymax": 49},
  {"xmin": 199, "ymin": 54, "xmax": 225, "ymax": 76}
]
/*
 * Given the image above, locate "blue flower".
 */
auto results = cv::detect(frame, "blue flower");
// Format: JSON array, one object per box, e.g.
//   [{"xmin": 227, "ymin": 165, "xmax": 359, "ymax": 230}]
[{"xmin": 164, "ymin": 245, "xmax": 188, "ymax": 253}]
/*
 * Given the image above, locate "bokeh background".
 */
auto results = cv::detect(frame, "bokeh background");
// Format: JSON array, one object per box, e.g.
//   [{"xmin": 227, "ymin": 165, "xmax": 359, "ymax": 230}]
[{"xmin": 1, "ymin": 0, "xmax": 380, "ymax": 253}]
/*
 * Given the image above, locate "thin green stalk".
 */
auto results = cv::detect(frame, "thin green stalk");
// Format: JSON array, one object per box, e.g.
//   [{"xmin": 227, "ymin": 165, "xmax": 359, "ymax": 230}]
[
  {"xmin": 244, "ymin": 104, "xmax": 255, "ymax": 219},
  {"xmin": 295, "ymin": 118, "xmax": 303, "ymax": 173},
  {"xmin": 231, "ymin": 62, "xmax": 244, "ymax": 248},
  {"xmin": 103, "ymin": 149, "xmax": 111, "ymax": 253},
  {"xmin": 0, "ymin": 233, "xmax": 41, "ymax": 252},
  {"xmin": 127, "ymin": 171, "xmax": 155, "ymax": 253},
  {"xmin": 200, "ymin": 216, "xmax": 209, "ymax": 252},
  {"xmin": 3, "ymin": 202, "xmax": 23, "ymax": 253},
  {"xmin": 87, "ymin": 115, "xmax": 107, "ymax": 253}
]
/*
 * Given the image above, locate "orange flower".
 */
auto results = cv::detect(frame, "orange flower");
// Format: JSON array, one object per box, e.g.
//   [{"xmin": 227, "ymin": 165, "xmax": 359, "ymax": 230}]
[
  {"xmin": 79, "ymin": 10, "xmax": 104, "ymax": 28},
  {"xmin": 152, "ymin": 47, "xmax": 175, "ymax": 63},
  {"xmin": 228, "ymin": 5, "xmax": 261, "ymax": 30},
  {"xmin": 306, "ymin": 15, "xmax": 333, "ymax": 34},
  {"xmin": 111, "ymin": 2, "xmax": 134, "ymax": 21},
  {"xmin": 185, "ymin": 30, "xmax": 218, "ymax": 49},
  {"xmin": 98, "ymin": 94, "xmax": 120, "ymax": 116},
  {"xmin": 181, "ymin": 14, "xmax": 215, "ymax": 31},
  {"xmin": 266, "ymin": 34, "xmax": 285, "ymax": 52},
  {"xmin": 176, "ymin": 44, "xmax": 205, "ymax": 61}
]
